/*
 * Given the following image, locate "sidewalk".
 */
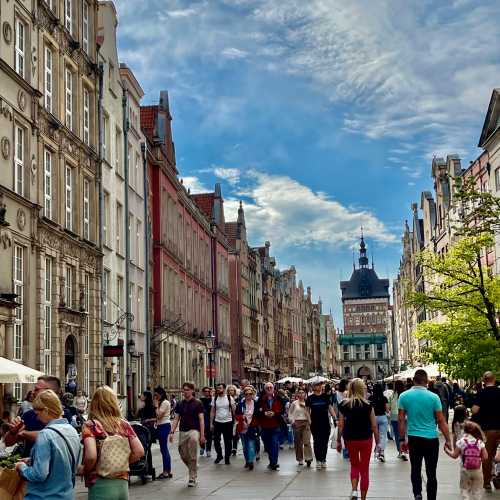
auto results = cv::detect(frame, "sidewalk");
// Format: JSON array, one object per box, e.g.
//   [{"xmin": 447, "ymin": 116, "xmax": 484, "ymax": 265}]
[{"xmin": 75, "ymin": 437, "xmax": 500, "ymax": 499}]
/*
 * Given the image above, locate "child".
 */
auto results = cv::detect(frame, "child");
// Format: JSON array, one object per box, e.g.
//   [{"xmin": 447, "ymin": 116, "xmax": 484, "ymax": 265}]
[
  {"xmin": 446, "ymin": 421, "xmax": 488, "ymax": 500},
  {"xmin": 452, "ymin": 405, "xmax": 467, "ymax": 447}
]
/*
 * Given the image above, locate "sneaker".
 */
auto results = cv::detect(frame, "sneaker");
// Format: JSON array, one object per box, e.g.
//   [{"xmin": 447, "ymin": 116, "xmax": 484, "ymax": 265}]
[
  {"xmin": 231, "ymin": 449, "xmax": 237, "ymax": 456},
  {"xmin": 199, "ymin": 449, "xmax": 204, "ymax": 456},
  {"xmin": 306, "ymin": 460, "xmax": 312, "ymax": 467},
  {"xmin": 378, "ymin": 453, "xmax": 385, "ymax": 463},
  {"xmin": 214, "ymin": 456, "xmax": 223, "ymax": 464},
  {"xmin": 316, "ymin": 462, "xmax": 322, "ymax": 470},
  {"xmin": 206, "ymin": 451, "xmax": 211, "ymax": 458},
  {"xmin": 298, "ymin": 461, "xmax": 304, "ymax": 466},
  {"xmin": 350, "ymin": 491, "xmax": 358, "ymax": 499},
  {"xmin": 321, "ymin": 461, "xmax": 327, "ymax": 469},
  {"xmin": 188, "ymin": 479, "xmax": 196, "ymax": 487},
  {"xmin": 401, "ymin": 453, "xmax": 408, "ymax": 461},
  {"xmin": 414, "ymin": 495, "xmax": 423, "ymax": 500}
]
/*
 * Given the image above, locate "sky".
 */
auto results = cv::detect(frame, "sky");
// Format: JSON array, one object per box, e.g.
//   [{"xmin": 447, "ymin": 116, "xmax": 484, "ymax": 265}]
[{"xmin": 113, "ymin": 0, "xmax": 500, "ymax": 324}]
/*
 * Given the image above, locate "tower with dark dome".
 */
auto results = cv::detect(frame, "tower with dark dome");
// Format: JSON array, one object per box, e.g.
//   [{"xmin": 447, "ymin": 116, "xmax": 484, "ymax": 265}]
[{"xmin": 339, "ymin": 235, "xmax": 391, "ymax": 380}]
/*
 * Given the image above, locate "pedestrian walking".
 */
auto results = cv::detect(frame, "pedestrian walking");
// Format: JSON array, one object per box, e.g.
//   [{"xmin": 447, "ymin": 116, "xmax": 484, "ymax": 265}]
[
  {"xmin": 210, "ymin": 383, "xmax": 236, "ymax": 465},
  {"xmin": 81, "ymin": 386, "xmax": 145, "ymax": 499},
  {"xmin": 306, "ymin": 381, "xmax": 336, "ymax": 469},
  {"xmin": 256, "ymin": 382, "xmax": 285, "ymax": 470},
  {"xmin": 154, "ymin": 386, "xmax": 172, "ymax": 479},
  {"xmin": 435, "ymin": 377, "xmax": 452, "ymax": 423},
  {"xmin": 227, "ymin": 384, "xmax": 240, "ymax": 456},
  {"xmin": 235, "ymin": 385, "xmax": 259, "ymax": 470},
  {"xmin": 369, "ymin": 383, "xmax": 389, "ymax": 462},
  {"xmin": 137, "ymin": 390, "xmax": 157, "ymax": 443},
  {"xmin": 388, "ymin": 380, "xmax": 408, "ymax": 460},
  {"xmin": 398, "ymin": 369, "xmax": 452, "ymax": 500},
  {"xmin": 445, "ymin": 421, "xmax": 488, "ymax": 500},
  {"xmin": 337, "ymin": 378, "xmax": 379, "ymax": 500},
  {"xmin": 169, "ymin": 382, "xmax": 206, "ymax": 487},
  {"xmin": 288, "ymin": 388, "xmax": 313, "ymax": 466},
  {"xmin": 16, "ymin": 389, "xmax": 81, "ymax": 500},
  {"xmin": 199, "ymin": 386, "xmax": 213, "ymax": 457},
  {"xmin": 471, "ymin": 371, "xmax": 500, "ymax": 492},
  {"xmin": 452, "ymin": 405, "xmax": 467, "ymax": 447}
]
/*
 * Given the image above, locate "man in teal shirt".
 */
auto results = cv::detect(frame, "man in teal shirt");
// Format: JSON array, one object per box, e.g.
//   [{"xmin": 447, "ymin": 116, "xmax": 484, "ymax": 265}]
[{"xmin": 398, "ymin": 369, "xmax": 451, "ymax": 500}]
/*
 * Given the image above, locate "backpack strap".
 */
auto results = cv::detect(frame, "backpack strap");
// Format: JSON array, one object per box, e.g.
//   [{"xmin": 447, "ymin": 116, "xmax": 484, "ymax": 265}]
[{"xmin": 45, "ymin": 426, "xmax": 78, "ymax": 487}]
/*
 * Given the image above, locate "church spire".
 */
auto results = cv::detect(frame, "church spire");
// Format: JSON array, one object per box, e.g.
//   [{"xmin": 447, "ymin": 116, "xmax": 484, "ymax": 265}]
[{"xmin": 359, "ymin": 229, "xmax": 369, "ymax": 268}]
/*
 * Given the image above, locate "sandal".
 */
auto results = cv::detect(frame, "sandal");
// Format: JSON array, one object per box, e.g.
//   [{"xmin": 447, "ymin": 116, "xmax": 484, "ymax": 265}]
[{"xmin": 158, "ymin": 473, "xmax": 172, "ymax": 479}]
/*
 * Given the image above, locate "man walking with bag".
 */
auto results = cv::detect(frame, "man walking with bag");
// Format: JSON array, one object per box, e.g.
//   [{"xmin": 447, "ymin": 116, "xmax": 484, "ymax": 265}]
[{"xmin": 210, "ymin": 383, "xmax": 235, "ymax": 465}]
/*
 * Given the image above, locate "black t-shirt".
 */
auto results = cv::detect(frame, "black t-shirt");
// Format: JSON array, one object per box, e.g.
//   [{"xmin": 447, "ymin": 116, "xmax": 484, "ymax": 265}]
[
  {"xmin": 175, "ymin": 398, "xmax": 204, "ymax": 432},
  {"xmin": 306, "ymin": 394, "xmax": 331, "ymax": 424},
  {"xmin": 368, "ymin": 395, "xmax": 388, "ymax": 416},
  {"xmin": 339, "ymin": 400, "xmax": 373, "ymax": 441},
  {"xmin": 474, "ymin": 386, "xmax": 500, "ymax": 431}
]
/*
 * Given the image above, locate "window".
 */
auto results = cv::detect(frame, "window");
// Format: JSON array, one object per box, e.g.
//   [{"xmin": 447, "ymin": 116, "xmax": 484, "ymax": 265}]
[
  {"xmin": 377, "ymin": 344, "xmax": 384, "ymax": 359},
  {"xmin": 137, "ymin": 286, "xmax": 143, "ymax": 332},
  {"xmin": 103, "ymin": 191, "xmax": 110, "ymax": 246},
  {"xmin": 116, "ymin": 202, "xmax": 123, "ymax": 254},
  {"xmin": 115, "ymin": 128, "xmax": 122, "ymax": 174},
  {"xmin": 103, "ymin": 269, "xmax": 110, "ymax": 322},
  {"xmin": 44, "ymin": 47, "xmax": 53, "ymax": 112},
  {"xmin": 128, "ymin": 143, "xmax": 132, "ymax": 187},
  {"xmin": 65, "ymin": 165, "xmax": 73, "ymax": 230},
  {"xmin": 83, "ymin": 88, "xmax": 90, "ymax": 145},
  {"xmin": 135, "ymin": 153, "xmax": 141, "ymax": 194},
  {"xmin": 129, "ymin": 282, "xmax": 135, "ymax": 327},
  {"xmin": 129, "ymin": 213, "xmax": 134, "ymax": 261},
  {"xmin": 343, "ymin": 344, "xmax": 349, "ymax": 361},
  {"xmin": 364, "ymin": 343, "xmax": 371, "ymax": 360},
  {"xmin": 82, "ymin": 1, "xmax": 89, "ymax": 53},
  {"xmin": 14, "ymin": 125, "xmax": 24, "ymax": 196},
  {"xmin": 44, "ymin": 257, "xmax": 52, "ymax": 374},
  {"xmin": 65, "ymin": 68, "xmax": 73, "ymax": 130},
  {"xmin": 65, "ymin": 0, "xmax": 72, "ymax": 35},
  {"xmin": 13, "ymin": 245, "xmax": 24, "ymax": 360},
  {"xmin": 355, "ymin": 344, "xmax": 362, "ymax": 360},
  {"xmin": 103, "ymin": 114, "xmax": 109, "ymax": 161},
  {"xmin": 65, "ymin": 264, "xmax": 73, "ymax": 308},
  {"xmin": 83, "ymin": 178, "xmax": 90, "ymax": 240},
  {"xmin": 495, "ymin": 168, "xmax": 500, "ymax": 192},
  {"xmin": 15, "ymin": 19, "xmax": 25, "ymax": 78},
  {"xmin": 117, "ymin": 276, "xmax": 123, "ymax": 310},
  {"xmin": 44, "ymin": 149, "xmax": 52, "ymax": 219},
  {"xmin": 136, "ymin": 219, "xmax": 142, "ymax": 267}
]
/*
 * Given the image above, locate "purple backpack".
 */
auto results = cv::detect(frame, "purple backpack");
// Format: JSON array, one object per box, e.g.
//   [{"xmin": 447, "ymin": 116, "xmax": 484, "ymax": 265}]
[{"xmin": 462, "ymin": 439, "xmax": 482, "ymax": 470}]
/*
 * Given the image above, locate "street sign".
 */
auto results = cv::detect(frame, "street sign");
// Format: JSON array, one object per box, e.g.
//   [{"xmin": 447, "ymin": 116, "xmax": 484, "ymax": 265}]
[{"xmin": 103, "ymin": 344, "xmax": 124, "ymax": 357}]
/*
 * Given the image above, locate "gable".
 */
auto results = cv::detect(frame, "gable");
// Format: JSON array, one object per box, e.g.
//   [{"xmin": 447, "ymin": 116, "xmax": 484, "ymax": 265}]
[{"xmin": 478, "ymin": 88, "xmax": 500, "ymax": 148}]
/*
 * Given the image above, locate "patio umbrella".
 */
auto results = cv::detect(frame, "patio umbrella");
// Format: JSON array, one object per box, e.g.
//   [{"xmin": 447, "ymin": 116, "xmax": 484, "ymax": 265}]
[
  {"xmin": 305, "ymin": 375, "xmax": 330, "ymax": 384},
  {"xmin": 0, "ymin": 357, "xmax": 43, "ymax": 384},
  {"xmin": 276, "ymin": 376, "xmax": 303, "ymax": 384}
]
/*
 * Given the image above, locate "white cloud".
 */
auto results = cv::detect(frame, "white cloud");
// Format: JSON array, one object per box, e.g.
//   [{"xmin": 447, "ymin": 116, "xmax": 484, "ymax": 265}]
[
  {"xmin": 221, "ymin": 47, "xmax": 249, "ymax": 59},
  {"xmin": 224, "ymin": 170, "xmax": 396, "ymax": 249},
  {"xmin": 164, "ymin": 8, "xmax": 198, "ymax": 18},
  {"xmin": 213, "ymin": 166, "xmax": 241, "ymax": 185},
  {"xmin": 181, "ymin": 176, "xmax": 208, "ymax": 194}
]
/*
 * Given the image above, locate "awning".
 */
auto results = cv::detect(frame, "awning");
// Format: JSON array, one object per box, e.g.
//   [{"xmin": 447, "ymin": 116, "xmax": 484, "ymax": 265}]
[{"xmin": 0, "ymin": 357, "xmax": 44, "ymax": 384}]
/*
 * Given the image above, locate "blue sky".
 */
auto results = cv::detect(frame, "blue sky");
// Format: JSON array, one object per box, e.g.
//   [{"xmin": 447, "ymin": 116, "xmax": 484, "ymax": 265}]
[{"xmin": 114, "ymin": 0, "xmax": 500, "ymax": 324}]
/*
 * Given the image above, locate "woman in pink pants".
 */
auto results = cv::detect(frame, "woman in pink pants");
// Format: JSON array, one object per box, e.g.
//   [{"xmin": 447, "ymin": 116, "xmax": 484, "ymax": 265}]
[{"xmin": 337, "ymin": 378, "xmax": 380, "ymax": 500}]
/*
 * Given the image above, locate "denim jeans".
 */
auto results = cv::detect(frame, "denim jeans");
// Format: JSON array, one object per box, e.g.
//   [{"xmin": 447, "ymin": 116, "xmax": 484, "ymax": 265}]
[
  {"xmin": 261, "ymin": 427, "xmax": 280, "ymax": 466},
  {"xmin": 240, "ymin": 432, "xmax": 256, "ymax": 464},
  {"xmin": 390, "ymin": 419, "xmax": 401, "ymax": 453},
  {"xmin": 376, "ymin": 415, "xmax": 388, "ymax": 451},
  {"xmin": 158, "ymin": 423, "xmax": 171, "ymax": 472}
]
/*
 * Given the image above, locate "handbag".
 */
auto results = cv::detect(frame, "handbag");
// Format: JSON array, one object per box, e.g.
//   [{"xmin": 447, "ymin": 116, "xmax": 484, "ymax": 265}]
[{"xmin": 92, "ymin": 420, "xmax": 131, "ymax": 478}]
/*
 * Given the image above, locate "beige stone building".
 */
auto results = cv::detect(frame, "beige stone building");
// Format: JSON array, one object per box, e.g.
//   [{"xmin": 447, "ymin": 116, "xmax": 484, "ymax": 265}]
[{"xmin": 0, "ymin": 0, "xmax": 102, "ymax": 397}]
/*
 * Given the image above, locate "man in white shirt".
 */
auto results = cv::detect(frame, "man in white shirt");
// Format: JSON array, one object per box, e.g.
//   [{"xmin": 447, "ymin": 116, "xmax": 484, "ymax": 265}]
[{"xmin": 210, "ymin": 383, "xmax": 235, "ymax": 464}]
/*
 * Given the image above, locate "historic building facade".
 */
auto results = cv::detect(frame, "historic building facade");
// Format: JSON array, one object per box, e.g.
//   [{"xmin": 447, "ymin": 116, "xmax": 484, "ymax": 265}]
[
  {"xmin": 339, "ymin": 237, "xmax": 391, "ymax": 380},
  {"xmin": 142, "ymin": 91, "xmax": 216, "ymax": 392}
]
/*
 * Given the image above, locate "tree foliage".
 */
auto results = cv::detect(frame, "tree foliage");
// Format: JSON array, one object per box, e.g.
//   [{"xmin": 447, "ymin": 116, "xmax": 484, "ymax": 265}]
[{"xmin": 408, "ymin": 177, "xmax": 500, "ymax": 380}]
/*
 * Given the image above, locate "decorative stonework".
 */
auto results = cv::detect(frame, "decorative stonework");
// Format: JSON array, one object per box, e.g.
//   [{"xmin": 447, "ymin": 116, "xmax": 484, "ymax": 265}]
[
  {"xmin": 16, "ymin": 209, "xmax": 26, "ymax": 231},
  {"xmin": 2, "ymin": 22, "xmax": 12, "ymax": 45},
  {"xmin": 31, "ymin": 155, "xmax": 37, "ymax": 185},
  {"xmin": 17, "ymin": 90, "xmax": 26, "ymax": 112},
  {"xmin": 1, "ymin": 137, "xmax": 10, "ymax": 159},
  {"xmin": 0, "ymin": 233, "xmax": 12, "ymax": 250},
  {"xmin": 0, "ymin": 100, "xmax": 13, "ymax": 121}
]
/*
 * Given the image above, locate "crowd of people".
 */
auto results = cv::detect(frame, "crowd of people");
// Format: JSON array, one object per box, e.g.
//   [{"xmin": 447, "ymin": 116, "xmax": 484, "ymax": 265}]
[{"xmin": 0, "ymin": 370, "xmax": 499, "ymax": 500}]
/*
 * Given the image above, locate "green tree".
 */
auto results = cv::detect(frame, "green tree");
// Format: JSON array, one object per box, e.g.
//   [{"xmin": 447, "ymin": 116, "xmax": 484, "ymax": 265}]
[{"xmin": 408, "ymin": 178, "xmax": 500, "ymax": 380}]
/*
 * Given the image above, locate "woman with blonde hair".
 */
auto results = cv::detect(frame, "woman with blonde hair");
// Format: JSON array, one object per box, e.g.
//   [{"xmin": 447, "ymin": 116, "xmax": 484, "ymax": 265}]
[
  {"xmin": 16, "ymin": 389, "xmax": 80, "ymax": 500},
  {"xmin": 337, "ymin": 378, "xmax": 379, "ymax": 500},
  {"xmin": 81, "ymin": 386, "xmax": 144, "ymax": 499},
  {"xmin": 235, "ymin": 385, "xmax": 259, "ymax": 470}
]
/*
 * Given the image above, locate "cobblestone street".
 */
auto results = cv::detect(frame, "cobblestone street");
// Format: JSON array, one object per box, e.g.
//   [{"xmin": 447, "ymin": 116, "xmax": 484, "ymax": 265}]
[{"xmin": 75, "ymin": 437, "xmax": 500, "ymax": 499}]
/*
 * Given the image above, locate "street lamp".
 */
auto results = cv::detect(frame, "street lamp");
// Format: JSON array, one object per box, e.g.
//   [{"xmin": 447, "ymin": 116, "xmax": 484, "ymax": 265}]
[{"xmin": 206, "ymin": 330, "xmax": 216, "ymax": 388}]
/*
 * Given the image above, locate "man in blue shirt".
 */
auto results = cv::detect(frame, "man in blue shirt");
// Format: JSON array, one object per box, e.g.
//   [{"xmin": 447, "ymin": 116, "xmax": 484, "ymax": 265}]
[{"xmin": 398, "ymin": 369, "xmax": 452, "ymax": 500}]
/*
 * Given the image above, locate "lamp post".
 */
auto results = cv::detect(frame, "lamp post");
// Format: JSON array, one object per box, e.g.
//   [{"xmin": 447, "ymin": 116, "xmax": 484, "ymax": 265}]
[{"xmin": 206, "ymin": 330, "xmax": 216, "ymax": 388}]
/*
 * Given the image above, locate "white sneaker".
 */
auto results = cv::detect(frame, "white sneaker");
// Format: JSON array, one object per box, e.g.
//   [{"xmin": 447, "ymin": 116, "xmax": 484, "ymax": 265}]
[
  {"xmin": 321, "ymin": 461, "xmax": 327, "ymax": 469},
  {"xmin": 316, "ymin": 462, "xmax": 322, "ymax": 470},
  {"xmin": 350, "ymin": 491, "xmax": 358, "ymax": 499},
  {"xmin": 188, "ymin": 479, "xmax": 196, "ymax": 487}
]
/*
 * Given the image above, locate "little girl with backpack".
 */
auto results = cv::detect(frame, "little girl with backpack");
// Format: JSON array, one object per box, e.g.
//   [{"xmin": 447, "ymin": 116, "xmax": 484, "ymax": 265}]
[{"xmin": 445, "ymin": 420, "xmax": 488, "ymax": 500}]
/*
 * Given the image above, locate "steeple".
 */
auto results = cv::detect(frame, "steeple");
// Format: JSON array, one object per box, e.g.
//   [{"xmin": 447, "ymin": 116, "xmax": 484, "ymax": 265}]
[
  {"xmin": 359, "ymin": 229, "xmax": 369, "ymax": 269},
  {"xmin": 237, "ymin": 200, "xmax": 245, "ymax": 226},
  {"xmin": 236, "ymin": 200, "xmax": 246, "ymax": 241}
]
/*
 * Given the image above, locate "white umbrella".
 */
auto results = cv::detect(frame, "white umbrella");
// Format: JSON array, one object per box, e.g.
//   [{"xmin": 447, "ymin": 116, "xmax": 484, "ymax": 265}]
[
  {"xmin": 0, "ymin": 357, "xmax": 43, "ymax": 384},
  {"xmin": 305, "ymin": 375, "xmax": 330, "ymax": 384},
  {"xmin": 277, "ymin": 376, "xmax": 303, "ymax": 384}
]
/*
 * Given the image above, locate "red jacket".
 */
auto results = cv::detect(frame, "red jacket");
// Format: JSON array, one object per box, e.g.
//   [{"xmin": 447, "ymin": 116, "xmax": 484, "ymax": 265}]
[{"xmin": 256, "ymin": 394, "xmax": 285, "ymax": 429}]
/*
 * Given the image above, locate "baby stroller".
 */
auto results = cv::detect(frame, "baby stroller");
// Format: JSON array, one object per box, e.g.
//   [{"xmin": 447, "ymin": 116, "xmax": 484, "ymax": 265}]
[{"xmin": 129, "ymin": 423, "xmax": 156, "ymax": 484}]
